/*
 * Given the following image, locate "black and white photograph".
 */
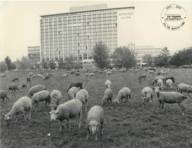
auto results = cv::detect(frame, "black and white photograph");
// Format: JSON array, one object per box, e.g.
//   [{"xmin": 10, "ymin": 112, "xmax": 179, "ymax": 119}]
[{"xmin": 0, "ymin": 0, "xmax": 192, "ymax": 147}]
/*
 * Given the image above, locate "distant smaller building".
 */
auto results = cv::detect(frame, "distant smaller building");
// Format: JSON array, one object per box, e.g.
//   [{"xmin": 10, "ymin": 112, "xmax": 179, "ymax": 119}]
[
  {"xmin": 135, "ymin": 46, "xmax": 162, "ymax": 63},
  {"xmin": 28, "ymin": 46, "xmax": 40, "ymax": 64}
]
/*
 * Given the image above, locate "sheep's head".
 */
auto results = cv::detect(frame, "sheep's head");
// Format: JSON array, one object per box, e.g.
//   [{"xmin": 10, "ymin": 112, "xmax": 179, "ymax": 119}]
[
  {"xmin": 88, "ymin": 120, "xmax": 100, "ymax": 135},
  {"xmin": 49, "ymin": 110, "xmax": 57, "ymax": 121},
  {"xmin": 154, "ymin": 87, "xmax": 160, "ymax": 98}
]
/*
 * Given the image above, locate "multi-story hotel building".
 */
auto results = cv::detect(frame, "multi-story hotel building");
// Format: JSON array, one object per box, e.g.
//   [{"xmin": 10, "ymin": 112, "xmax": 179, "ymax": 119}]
[
  {"xmin": 28, "ymin": 46, "xmax": 41, "ymax": 63},
  {"xmin": 40, "ymin": 4, "xmax": 135, "ymax": 61}
]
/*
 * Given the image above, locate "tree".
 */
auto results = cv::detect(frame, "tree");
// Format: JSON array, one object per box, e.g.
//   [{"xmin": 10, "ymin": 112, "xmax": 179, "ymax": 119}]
[
  {"xmin": 16, "ymin": 56, "xmax": 32, "ymax": 69},
  {"xmin": 4, "ymin": 56, "xmax": 16, "ymax": 70},
  {"xmin": 154, "ymin": 47, "xmax": 170, "ymax": 67},
  {"xmin": 112, "ymin": 47, "xmax": 136, "ymax": 68},
  {"xmin": 170, "ymin": 47, "xmax": 192, "ymax": 66},
  {"xmin": 42, "ymin": 59, "xmax": 49, "ymax": 69},
  {"xmin": 93, "ymin": 42, "xmax": 109, "ymax": 69},
  {"xmin": 49, "ymin": 59, "xmax": 56, "ymax": 69},
  {"xmin": 0, "ymin": 61, "xmax": 8, "ymax": 73},
  {"xmin": 142, "ymin": 54, "xmax": 153, "ymax": 66}
]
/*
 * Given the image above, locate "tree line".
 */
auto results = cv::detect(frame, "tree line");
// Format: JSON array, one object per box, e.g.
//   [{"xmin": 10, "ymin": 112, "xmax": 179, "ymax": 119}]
[{"xmin": 0, "ymin": 43, "xmax": 192, "ymax": 73}]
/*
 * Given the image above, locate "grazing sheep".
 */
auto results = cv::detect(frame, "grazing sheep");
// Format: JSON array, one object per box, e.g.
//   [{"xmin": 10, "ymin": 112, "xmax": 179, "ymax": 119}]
[
  {"xmin": 12, "ymin": 77, "xmax": 19, "ymax": 82},
  {"xmin": 67, "ymin": 82, "xmax": 83, "ymax": 91},
  {"xmin": 157, "ymin": 79, "xmax": 164, "ymax": 89},
  {"xmin": 0, "ymin": 73, "xmax": 6, "ymax": 77},
  {"xmin": 106, "ymin": 70, "xmax": 112, "ymax": 75},
  {"xmin": 50, "ymin": 99, "xmax": 83, "ymax": 132},
  {"xmin": 113, "ymin": 87, "xmax": 131, "ymax": 103},
  {"xmin": 141, "ymin": 86, "xmax": 154, "ymax": 103},
  {"xmin": 165, "ymin": 79, "xmax": 173, "ymax": 89},
  {"xmin": 31, "ymin": 74, "xmax": 44, "ymax": 79},
  {"xmin": 61, "ymin": 73, "xmax": 68, "ymax": 78},
  {"xmin": 4, "ymin": 96, "xmax": 32, "ymax": 121},
  {"xmin": 28, "ymin": 84, "xmax": 46, "ymax": 97},
  {"xmin": 0, "ymin": 90, "xmax": 9, "ymax": 101},
  {"xmin": 138, "ymin": 74, "xmax": 147, "ymax": 83},
  {"xmin": 86, "ymin": 105, "xmax": 104, "ymax": 141},
  {"xmin": 101, "ymin": 88, "xmax": 113, "ymax": 105},
  {"xmin": 75, "ymin": 89, "xmax": 89, "ymax": 114},
  {"xmin": 68, "ymin": 87, "xmax": 80, "ymax": 99},
  {"xmin": 177, "ymin": 83, "xmax": 192, "ymax": 94},
  {"xmin": 86, "ymin": 73, "xmax": 95, "ymax": 77},
  {"xmin": 44, "ymin": 73, "xmax": 52, "ymax": 80},
  {"xmin": 105, "ymin": 80, "xmax": 112, "ymax": 88},
  {"xmin": 165, "ymin": 76, "xmax": 175, "ymax": 83},
  {"xmin": 152, "ymin": 75, "xmax": 165, "ymax": 85},
  {"xmin": 31, "ymin": 90, "xmax": 50, "ymax": 108},
  {"xmin": 8, "ymin": 82, "xmax": 19, "ymax": 93},
  {"xmin": 154, "ymin": 87, "xmax": 188, "ymax": 115},
  {"xmin": 19, "ymin": 82, "xmax": 27, "ymax": 89},
  {"xmin": 50, "ymin": 90, "xmax": 63, "ymax": 110}
]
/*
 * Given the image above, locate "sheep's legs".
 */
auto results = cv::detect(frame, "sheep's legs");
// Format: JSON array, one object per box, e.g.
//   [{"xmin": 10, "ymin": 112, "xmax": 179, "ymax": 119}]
[
  {"xmin": 78, "ymin": 110, "xmax": 83, "ymax": 129},
  {"xmin": 178, "ymin": 103, "xmax": 185, "ymax": 115}
]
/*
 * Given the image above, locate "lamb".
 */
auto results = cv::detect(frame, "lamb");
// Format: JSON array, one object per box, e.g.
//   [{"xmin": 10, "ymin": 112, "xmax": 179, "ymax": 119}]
[
  {"xmin": 50, "ymin": 89, "xmax": 63, "ymax": 110},
  {"xmin": 75, "ymin": 89, "xmax": 89, "ymax": 114},
  {"xmin": 28, "ymin": 84, "xmax": 46, "ymax": 97},
  {"xmin": 113, "ymin": 87, "xmax": 131, "ymax": 103},
  {"xmin": 49, "ymin": 99, "xmax": 83, "ymax": 132},
  {"xmin": 177, "ymin": 83, "xmax": 192, "ymax": 94},
  {"xmin": 4, "ymin": 96, "xmax": 32, "ymax": 121},
  {"xmin": 86, "ymin": 105, "xmax": 104, "ymax": 141},
  {"xmin": 165, "ymin": 79, "xmax": 173, "ymax": 89},
  {"xmin": 105, "ymin": 80, "xmax": 112, "ymax": 88},
  {"xmin": 154, "ymin": 86, "xmax": 188, "ymax": 115},
  {"xmin": 68, "ymin": 87, "xmax": 80, "ymax": 99},
  {"xmin": 67, "ymin": 82, "xmax": 83, "ymax": 91},
  {"xmin": 0, "ymin": 90, "xmax": 9, "ymax": 101},
  {"xmin": 141, "ymin": 86, "xmax": 154, "ymax": 103},
  {"xmin": 101, "ymin": 88, "xmax": 113, "ymax": 105},
  {"xmin": 31, "ymin": 90, "xmax": 50, "ymax": 108}
]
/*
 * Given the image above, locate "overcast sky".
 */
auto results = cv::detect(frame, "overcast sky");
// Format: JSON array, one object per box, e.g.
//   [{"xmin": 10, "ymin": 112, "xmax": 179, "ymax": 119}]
[{"xmin": 0, "ymin": 0, "xmax": 192, "ymax": 61}]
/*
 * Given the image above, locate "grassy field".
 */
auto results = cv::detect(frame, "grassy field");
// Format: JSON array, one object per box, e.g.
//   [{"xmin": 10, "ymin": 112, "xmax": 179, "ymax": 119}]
[{"xmin": 1, "ymin": 68, "xmax": 192, "ymax": 148}]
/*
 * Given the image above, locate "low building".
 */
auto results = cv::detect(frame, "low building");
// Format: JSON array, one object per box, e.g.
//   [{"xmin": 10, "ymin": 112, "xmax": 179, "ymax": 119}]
[
  {"xmin": 135, "ymin": 46, "xmax": 162, "ymax": 63},
  {"xmin": 28, "ymin": 46, "xmax": 40, "ymax": 64}
]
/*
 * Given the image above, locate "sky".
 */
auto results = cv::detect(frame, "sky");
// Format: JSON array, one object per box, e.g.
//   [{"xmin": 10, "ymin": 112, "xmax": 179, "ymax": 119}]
[{"xmin": 0, "ymin": 0, "xmax": 192, "ymax": 61}]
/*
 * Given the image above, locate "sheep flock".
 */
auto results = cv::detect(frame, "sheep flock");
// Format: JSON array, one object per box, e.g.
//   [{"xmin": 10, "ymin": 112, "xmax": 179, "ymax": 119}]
[{"xmin": 0, "ymin": 67, "xmax": 192, "ymax": 148}]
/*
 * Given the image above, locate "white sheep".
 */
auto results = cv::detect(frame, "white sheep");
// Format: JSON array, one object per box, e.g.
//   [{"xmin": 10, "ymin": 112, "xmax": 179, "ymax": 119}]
[
  {"xmin": 68, "ymin": 86, "xmax": 80, "ymax": 99},
  {"xmin": 0, "ymin": 90, "xmax": 9, "ymax": 101},
  {"xmin": 177, "ymin": 83, "xmax": 192, "ymax": 94},
  {"xmin": 28, "ymin": 84, "xmax": 46, "ymax": 97},
  {"xmin": 141, "ymin": 86, "xmax": 154, "ymax": 103},
  {"xmin": 86, "ymin": 105, "xmax": 104, "ymax": 141},
  {"xmin": 165, "ymin": 79, "xmax": 173, "ymax": 89},
  {"xmin": 101, "ymin": 88, "xmax": 113, "ymax": 105},
  {"xmin": 75, "ymin": 89, "xmax": 89, "ymax": 114},
  {"xmin": 154, "ymin": 86, "xmax": 188, "ymax": 115},
  {"xmin": 50, "ymin": 99, "xmax": 83, "ymax": 132},
  {"xmin": 31, "ymin": 90, "xmax": 50, "ymax": 108},
  {"xmin": 4, "ymin": 96, "xmax": 32, "ymax": 121},
  {"xmin": 105, "ymin": 80, "xmax": 112, "ymax": 88},
  {"xmin": 50, "ymin": 89, "xmax": 63, "ymax": 110},
  {"xmin": 157, "ymin": 79, "xmax": 164, "ymax": 89},
  {"xmin": 113, "ymin": 87, "xmax": 131, "ymax": 103}
]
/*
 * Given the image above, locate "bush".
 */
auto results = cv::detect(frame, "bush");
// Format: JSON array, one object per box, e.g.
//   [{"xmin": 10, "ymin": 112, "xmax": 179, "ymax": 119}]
[
  {"xmin": 112, "ymin": 47, "xmax": 136, "ymax": 68},
  {"xmin": 4, "ymin": 56, "xmax": 16, "ymax": 70},
  {"xmin": 170, "ymin": 47, "xmax": 192, "ymax": 66},
  {"xmin": 154, "ymin": 47, "xmax": 170, "ymax": 67},
  {"xmin": 0, "ymin": 62, "xmax": 8, "ymax": 73},
  {"xmin": 93, "ymin": 42, "xmax": 109, "ymax": 69}
]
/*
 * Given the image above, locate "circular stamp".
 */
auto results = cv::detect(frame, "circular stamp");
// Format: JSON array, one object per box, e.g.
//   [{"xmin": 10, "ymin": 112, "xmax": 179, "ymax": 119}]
[{"xmin": 161, "ymin": 4, "xmax": 187, "ymax": 30}]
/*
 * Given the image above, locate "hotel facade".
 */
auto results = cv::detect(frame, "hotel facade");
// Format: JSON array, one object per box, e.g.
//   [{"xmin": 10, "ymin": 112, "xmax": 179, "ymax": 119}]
[{"xmin": 40, "ymin": 4, "xmax": 135, "ymax": 61}]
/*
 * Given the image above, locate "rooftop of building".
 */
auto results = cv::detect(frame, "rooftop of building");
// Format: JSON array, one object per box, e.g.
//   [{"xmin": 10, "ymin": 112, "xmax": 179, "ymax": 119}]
[{"xmin": 40, "ymin": 5, "xmax": 134, "ymax": 17}]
